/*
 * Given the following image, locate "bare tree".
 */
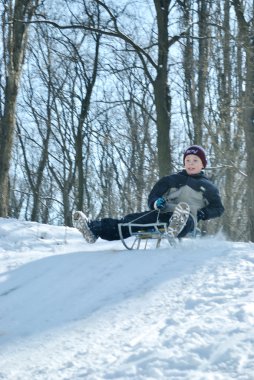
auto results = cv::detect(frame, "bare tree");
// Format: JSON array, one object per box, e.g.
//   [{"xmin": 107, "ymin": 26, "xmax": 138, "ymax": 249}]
[
  {"xmin": 31, "ymin": 0, "xmax": 190, "ymax": 176},
  {"xmin": 16, "ymin": 18, "xmax": 102, "ymax": 224},
  {"xmin": 0, "ymin": 0, "xmax": 41, "ymax": 216},
  {"xmin": 180, "ymin": 0, "xmax": 210, "ymax": 144},
  {"xmin": 232, "ymin": 0, "xmax": 254, "ymax": 241}
]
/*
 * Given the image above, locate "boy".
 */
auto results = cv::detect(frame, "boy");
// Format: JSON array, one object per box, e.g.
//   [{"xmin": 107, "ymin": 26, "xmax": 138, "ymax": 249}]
[{"xmin": 73, "ymin": 145, "xmax": 224, "ymax": 243}]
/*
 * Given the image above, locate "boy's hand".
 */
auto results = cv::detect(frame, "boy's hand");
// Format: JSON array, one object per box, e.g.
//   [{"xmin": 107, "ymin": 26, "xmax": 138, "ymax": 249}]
[
  {"xmin": 154, "ymin": 197, "xmax": 166, "ymax": 210},
  {"xmin": 197, "ymin": 209, "xmax": 206, "ymax": 221}
]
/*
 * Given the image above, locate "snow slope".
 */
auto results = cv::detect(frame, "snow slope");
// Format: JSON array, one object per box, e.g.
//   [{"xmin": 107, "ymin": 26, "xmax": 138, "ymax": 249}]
[{"xmin": 0, "ymin": 217, "xmax": 254, "ymax": 380}]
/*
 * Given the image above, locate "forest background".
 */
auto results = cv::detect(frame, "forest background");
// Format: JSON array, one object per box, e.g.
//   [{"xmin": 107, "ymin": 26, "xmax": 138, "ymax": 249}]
[{"xmin": 0, "ymin": 0, "xmax": 253, "ymax": 242}]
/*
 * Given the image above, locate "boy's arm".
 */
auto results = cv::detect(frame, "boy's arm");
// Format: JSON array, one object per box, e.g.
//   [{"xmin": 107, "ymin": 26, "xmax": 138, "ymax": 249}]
[
  {"xmin": 147, "ymin": 175, "xmax": 176, "ymax": 209},
  {"xmin": 198, "ymin": 185, "xmax": 224, "ymax": 220}
]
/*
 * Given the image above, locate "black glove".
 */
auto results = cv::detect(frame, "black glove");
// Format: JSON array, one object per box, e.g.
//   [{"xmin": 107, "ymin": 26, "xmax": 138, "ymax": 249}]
[
  {"xmin": 197, "ymin": 209, "xmax": 206, "ymax": 221},
  {"xmin": 154, "ymin": 197, "xmax": 166, "ymax": 210}
]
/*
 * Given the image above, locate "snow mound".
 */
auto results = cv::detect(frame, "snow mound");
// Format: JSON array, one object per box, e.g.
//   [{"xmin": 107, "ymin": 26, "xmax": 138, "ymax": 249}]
[{"xmin": 0, "ymin": 217, "xmax": 254, "ymax": 379}]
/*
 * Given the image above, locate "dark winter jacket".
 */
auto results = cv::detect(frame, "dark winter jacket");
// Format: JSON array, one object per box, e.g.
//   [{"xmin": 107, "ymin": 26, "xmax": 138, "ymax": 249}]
[{"xmin": 148, "ymin": 170, "xmax": 224, "ymax": 222}]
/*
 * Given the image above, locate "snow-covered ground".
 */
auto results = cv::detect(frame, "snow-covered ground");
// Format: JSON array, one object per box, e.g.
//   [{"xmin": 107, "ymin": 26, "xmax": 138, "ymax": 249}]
[{"xmin": 0, "ymin": 217, "xmax": 254, "ymax": 380}]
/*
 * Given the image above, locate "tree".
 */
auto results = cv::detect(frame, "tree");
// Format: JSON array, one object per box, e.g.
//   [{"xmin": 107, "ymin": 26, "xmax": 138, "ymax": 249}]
[
  {"xmin": 0, "ymin": 0, "xmax": 41, "ymax": 216},
  {"xmin": 232, "ymin": 0, "xmax": 254, "ymax": 241},
  {"xmin": 16, "ymin": 17, "xmax": 101, "ymax": 224},
  {"xmin": 180, "ymin": 0, "xmax": 210, "ymax": 144},
  {"xmin": 33, "ymin": 0, "xmax": 189, "ymax": 176}
]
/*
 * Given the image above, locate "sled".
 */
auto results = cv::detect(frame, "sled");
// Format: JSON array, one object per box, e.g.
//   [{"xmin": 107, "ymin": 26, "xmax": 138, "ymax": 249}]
[
  {"xmin": 118, "ymin": 220, "xmax": 200, "ymax": 250},
  {"xmin": 118, "ymin": 221, "xmax": 177, "ymax": 250}
]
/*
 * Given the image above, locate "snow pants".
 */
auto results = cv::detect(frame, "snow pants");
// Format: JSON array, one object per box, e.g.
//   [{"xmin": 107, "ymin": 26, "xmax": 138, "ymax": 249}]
[{"xmin": 95, "ymin": 210, "xmax": 195, "ymax": 241}]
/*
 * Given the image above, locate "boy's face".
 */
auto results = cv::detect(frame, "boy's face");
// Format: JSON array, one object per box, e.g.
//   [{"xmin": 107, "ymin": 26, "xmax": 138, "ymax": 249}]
[{"xmin": 184, "ymin": 154, "xmax": 203, "ymax": 175}]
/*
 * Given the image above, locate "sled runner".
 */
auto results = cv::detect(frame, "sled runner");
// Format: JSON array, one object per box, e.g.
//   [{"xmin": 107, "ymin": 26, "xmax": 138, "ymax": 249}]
[{"xmin": 118, "ymin": 221, "xmax": 177, "ymax": 250}]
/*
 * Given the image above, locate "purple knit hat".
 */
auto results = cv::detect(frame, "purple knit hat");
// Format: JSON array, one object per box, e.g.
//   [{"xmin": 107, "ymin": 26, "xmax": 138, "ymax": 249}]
[{"xmin": 183, "ymin": 145, "xmax": 207, "ymax": 168}]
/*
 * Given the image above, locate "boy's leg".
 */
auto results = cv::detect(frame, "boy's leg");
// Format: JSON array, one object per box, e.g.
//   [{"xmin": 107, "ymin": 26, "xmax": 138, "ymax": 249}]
[
  {"xmin": 73, "ymin": 210, "xmax": 162, "ymax": 242},
  {"xmin": 97, "ymin": 210, "xmax": 195, "ymax": 241},
  {"xmin": 98, "ymin": 210, "xmax": 162, "ymax": 241},
  {"xmin": 73, "ymin": 209, "xmax": 179, "ymax": 242}
]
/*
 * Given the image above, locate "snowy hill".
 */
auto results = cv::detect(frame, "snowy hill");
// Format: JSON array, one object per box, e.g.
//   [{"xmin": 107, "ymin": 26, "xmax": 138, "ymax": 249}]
[{"xmin": 0, "ymin": 218, "xmax": 254, "ymax": 380}]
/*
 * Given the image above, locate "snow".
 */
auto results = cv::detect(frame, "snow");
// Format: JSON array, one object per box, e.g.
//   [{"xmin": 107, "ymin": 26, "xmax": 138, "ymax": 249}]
[{"xmin": 0, "ymin": 217, "xmax": 254, "ymax": 380}]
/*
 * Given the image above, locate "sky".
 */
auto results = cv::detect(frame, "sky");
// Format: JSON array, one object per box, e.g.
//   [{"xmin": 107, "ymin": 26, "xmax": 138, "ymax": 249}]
[{"xmin": 0, "ymin": 217, "xmax": 254, "ymax": 380}]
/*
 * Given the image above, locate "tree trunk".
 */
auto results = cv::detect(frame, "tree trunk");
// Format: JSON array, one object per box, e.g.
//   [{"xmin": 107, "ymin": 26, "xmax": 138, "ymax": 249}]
[
  {"xmin": 233, "ymin": 0, "xmax": 254, "ymax": 241},
  {"xmin": 244, "ymin": 59, "xmax": 254, "ymax": 241},
  {"xmin": 75, "ymin": 34, "xmax": 100, "ymax": 211},
  {"xmin": 0, "ymin": 0, "xmax": 40, "ymax": 216},
  {"xmin": 153, "ymin": 0, "xmax": 172, "ymax": 176},
  {"xmin": 0, "ymin": 77, "xmax": 18, "ymax": 215},
  {"xmin": 182, "ymin": 0, "xmax": 209, "ymax": 145}
]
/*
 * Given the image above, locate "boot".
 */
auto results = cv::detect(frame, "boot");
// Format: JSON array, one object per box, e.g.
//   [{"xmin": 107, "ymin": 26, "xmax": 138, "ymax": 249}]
[
  {"xmin": 72, "ymin": 211, "xmax": 98, "ymax": 243},
  {"xmin": 168, "ymin": 202, "xmax": 190, "ymax": 238}
]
